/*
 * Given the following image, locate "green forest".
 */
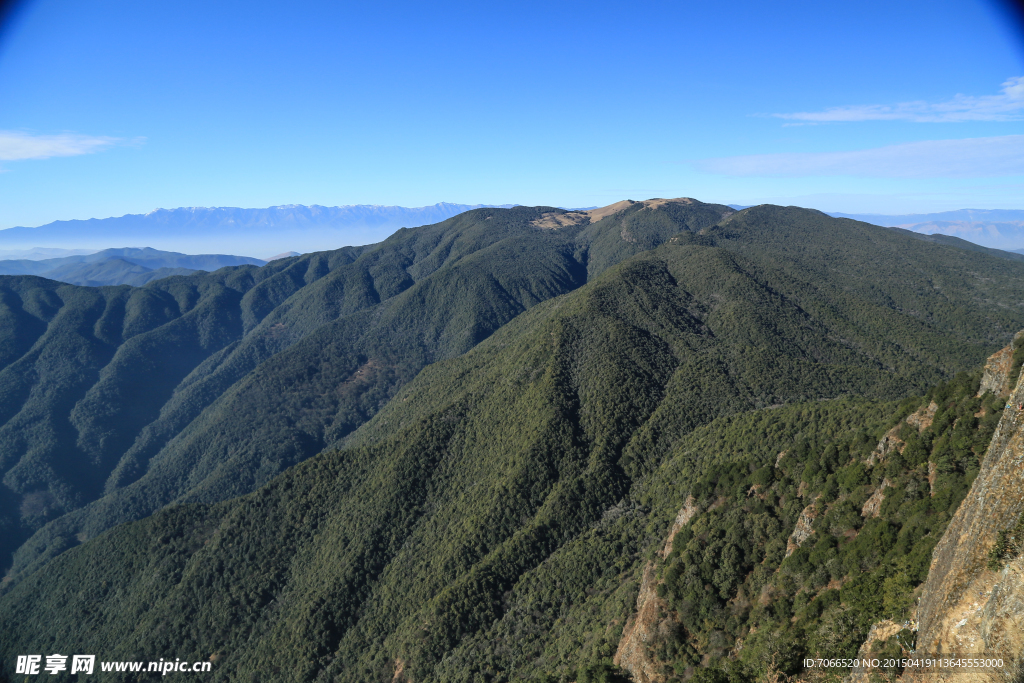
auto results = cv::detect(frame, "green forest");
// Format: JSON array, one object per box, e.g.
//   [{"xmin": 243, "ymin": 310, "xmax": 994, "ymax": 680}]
[{"xmin": 2, "ymin": 201, "xmax": 1024, "ymax": 681}]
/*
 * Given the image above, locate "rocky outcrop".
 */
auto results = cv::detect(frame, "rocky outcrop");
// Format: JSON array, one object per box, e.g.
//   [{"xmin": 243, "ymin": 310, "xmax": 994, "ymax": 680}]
[
  {"xmin": 617, "ymin": 496, "xmax": 700, "ymax": 682},
  {"xmin": 907, "ymin": 402, "xmax": 939, "ymax": 432},
  {"xmin": 662, "ymin": 495, "xmax": 699, "ymax": 557},
  {"xmin": 861, "ymin": 478, "xmax": 891, "ymax": 518},
  {"xmin": 910, "ymin": 335, "xmax": 1024, "ymax": 679},
  {"xmin": 615, "ymin": 562, "xmax": 673, "ymax": 683},
  {"xmin": 979, "ymin": 557, "xmax": 1024, "ymax": 662},
  {"xmin": 866, "ymin": 428, "xmax": 904, "ymax": 467},
  {"xmin": 865, "ymin": 403, "xmax": 937, "ymax": 466},
  {"xmin": 786, "ymin": 503, "xmax": 818, "ymax": 557},
  {"xmin": 847, "ymin": 620, "xmax": 904, "ymax": 683},
  {"xmin": 976, "ymin": 335, "xmax": 1022, "ymax": 398}
]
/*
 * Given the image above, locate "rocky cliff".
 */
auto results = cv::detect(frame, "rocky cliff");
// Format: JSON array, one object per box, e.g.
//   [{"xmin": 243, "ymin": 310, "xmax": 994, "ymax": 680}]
[
  {"xmin": 909, "ymin": 338, "xmax": 1024, "ymax": 681},
  {"xmin": 976, "ymin": 333, "xmax": 1022, "ymax": 398},
  {"xmin": 615, "ymin": 497, "xmax": 700, "ymax": 683}
]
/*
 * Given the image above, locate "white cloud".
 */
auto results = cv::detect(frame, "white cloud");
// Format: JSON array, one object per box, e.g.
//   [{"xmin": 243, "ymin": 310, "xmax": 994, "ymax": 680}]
[
  {"xmin": 774, "ymin": 77, "xmax": 1024, "ymax": 123},
  {"xmin": 0, "ymin": 130, "xmax": 122, "ymax": 161},
  {"xmin": 698, "ymin": 135, "xmax": 1024, "ymax": 178}
]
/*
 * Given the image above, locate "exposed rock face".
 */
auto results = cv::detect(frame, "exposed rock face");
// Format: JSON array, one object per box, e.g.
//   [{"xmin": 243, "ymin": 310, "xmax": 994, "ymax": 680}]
[
  {"xmin": 976, "ymin": 336, "xmax": 1021, "ymax": 398},
  {"xmin": 866, "ymin": 403, "xmax": 937, "ymax": 466},
  {"xmin": 392, "ymin": 658, "xmax": 407, "ymax": 682},
  {"xmin": 911, "ymin": 336, "xmax": 1024, "ymax": 679},
  {"xmin": 907, "ymin": 402, "xmax": 939, "ymax": 432},
  {"xmin": 617, "ymin": 496, "xmax": 701, "ymax": 682},
  {"xmin": 861, "ymin": 478, "xmax": 891, "ymax": 518},
  {"xmin": 662, "ymin": 495, "xmax": 699, "ymax": 557},
  {"xmin": 615, "ymin": 562, "xmax": 672, "ymax": 683},
  {"xmin": 775, "ymin": 450, "xmax": 788, "ymax": 468},
  {"xmin": 847, "ymin": 620, "xmax": 903, "ymax": 683},
  {"xmin": 867, "ymin": 428, "xmax": 905, "ymax": 467},
  {"xmin": 979, "ymin": 557, "xmax": 1024, "ymax": 662},
  {"xmin": 786, "ymin": 503, "xmax": 818, "ymax": 557}
]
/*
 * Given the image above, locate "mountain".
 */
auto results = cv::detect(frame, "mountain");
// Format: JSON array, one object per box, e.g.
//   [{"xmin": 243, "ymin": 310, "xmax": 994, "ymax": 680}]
[
  {"xmin": 266, "ymin": 251, "xmax": 302, "ymax": 261},
  {"xmin": 0, "ymin": 248, "xmax": 96, "ymax": 261},
  {"xmin": 892, "ymin": 229, "xmax": 1024, "ymax": 262},
  {"xmin": 829, "ymin": 209, "xmax": 1024, "ymax": 252},
  {"xmin": 3, "ymin": 201, "xmax": 1024, "ymax": 681},
  {"xmin": 34, "ymin": 258, "xmax": 199, "ymax": 287},
  {"xmin": 893, "ymin": 220, "xmax": 1024, "ymax": 252},
  {"xmin": 0, "ymin": 203, "xmax": 519, "ymax": 256},
  {"xmin": 0, "ymin": 365, "xmax": 1000, "ymax": 683},
  {"xmin": 0, "ymin": 200, "xmax": 735, "ymax": 584},
  {"xmin": 0, "ymin": 246, "xmax": 266, "ymax": 273},
  {"xmin": 831, "ymin": 209, "xmax": 1024, "ymax": 225},
  {"xmin": 0, "ymin": 247, "xmax": 265, "ymax": 287}
]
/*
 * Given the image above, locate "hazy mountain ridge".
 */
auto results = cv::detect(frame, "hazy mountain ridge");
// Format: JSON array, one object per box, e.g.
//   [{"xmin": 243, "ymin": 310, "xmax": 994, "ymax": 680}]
[
  {"xmin": 0, "ymin": 247, "xmax": 266, "ymax": 287},
  {"xmin": 3, "ymin": 204, "xmax": 1024, "ymax": 681},
  {"xmin": 0, "ymin": 248, "xmax": 96, "ymax": 261},
  {"xmin": 0, "ymin": 203, "xmax": 519, "ymax": 255},
  {"xmin": 831, "ymin": 209, "xmax": 1024, "ymax": 225},
  {"xmin": 36, "ymin": 259, "xmax": 199, "ymax": 287},
  {"xmin": 829, "ymin": 208, "xmax": 1024, "ymax": 252}
]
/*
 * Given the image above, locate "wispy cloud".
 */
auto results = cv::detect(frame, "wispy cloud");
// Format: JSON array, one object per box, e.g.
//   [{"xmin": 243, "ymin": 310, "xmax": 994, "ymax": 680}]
[
  {"xmin": 0, "ymin": 130, "xmax": 124, "ymax": 161},
  {"xmin": 774, "ymin": 77, "xmax": 1024, "ymax": 123},
  {"xmin": 698, "ymin": 135, "xmax": 1024, "ymax": 178}
]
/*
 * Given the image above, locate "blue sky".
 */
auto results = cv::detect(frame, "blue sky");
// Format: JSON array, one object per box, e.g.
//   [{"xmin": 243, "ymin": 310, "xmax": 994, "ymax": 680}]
[{"xmin": 0, "ymin": 0, "xmax": 1022, "ymax": 228}]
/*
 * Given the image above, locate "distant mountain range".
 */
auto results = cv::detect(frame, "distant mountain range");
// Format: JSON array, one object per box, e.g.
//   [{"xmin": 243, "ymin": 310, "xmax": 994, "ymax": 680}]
[
  {"xmin": 831, "ymin": 208, "xmax": 1024, "ymax": 224},
  {"xmin": 0, "ymin": 247, "xmax": 266, "ymax": 286},
  {"xmin": 0, "ymin": 247, "xmax": 97, "ymax": 260},
  {"xmin": 7, "ymin": 202, "xmax": 1024, "ymax": 258},
  {"xmin": 0, "ymin": 203, "xmax": 518, "ymax": 256},
  {"xmin": 828, "ymin": 208, "xmax": 1024, "ymax": 252}
]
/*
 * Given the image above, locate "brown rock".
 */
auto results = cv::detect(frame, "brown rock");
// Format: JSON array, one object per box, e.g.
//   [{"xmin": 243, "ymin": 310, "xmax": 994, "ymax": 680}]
[
  {"xmin": 847, "ymin": 620, "xmax": 904, "ymax": 683},
  {"xmin": 907, "ymin": 402, "xmax": 939, "ymax": 432},
  {"xmin": 614, "ymin": 562, "xmax": 674, "ymax": 683},
  {"xmin": 392, "ymin": 658, "xmax": 407, "ymax": 682},
  {"xmin": 662, "ymin": 495, "xmax": 699, "ymax": 558},
  {"xmin": 786, "ymin": 503, "xmax": 818, "ymax": 557},
  {"xmin": 976, "ymin": 339, "xmax": 1018, "ymax": 398},
  {"xmin": 867, "ymin": 427, "xmax": 905, "ymax": 467},
  {"xmin": 775, "ymin": 450, "xmax": 788, "ymax": 468},
  {"xmin": 913, "ymin": 331, "xmax": 1024, "ymax": 678},
  {"xmin": 866, "ymin": 402, "xmax": 938, "ymax": 467},
  {"xmin": 861, "ymin": 478, "xmax": 891, "ymax": 518}
]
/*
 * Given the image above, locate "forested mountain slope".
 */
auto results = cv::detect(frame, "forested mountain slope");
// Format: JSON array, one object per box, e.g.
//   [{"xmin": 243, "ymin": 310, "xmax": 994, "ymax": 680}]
[
  {"xmin": 0, "ymin": 201, "xmax": 732, "ymax": 582},
  {"xmin": 2, "ymin": 208, "xmax": 1024, "ymax": 682}
]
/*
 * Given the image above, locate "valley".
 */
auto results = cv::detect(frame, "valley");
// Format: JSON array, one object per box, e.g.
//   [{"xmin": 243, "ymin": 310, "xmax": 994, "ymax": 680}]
[{"xmin": 1, "ymin": 199, "xmax": 1024, "ymax": 682}]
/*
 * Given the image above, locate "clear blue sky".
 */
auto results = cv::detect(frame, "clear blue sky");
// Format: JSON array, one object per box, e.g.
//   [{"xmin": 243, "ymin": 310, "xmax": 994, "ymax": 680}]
[{"xmin": 0, "ymin": 0, "xmax": 1023, "ymax": 228}]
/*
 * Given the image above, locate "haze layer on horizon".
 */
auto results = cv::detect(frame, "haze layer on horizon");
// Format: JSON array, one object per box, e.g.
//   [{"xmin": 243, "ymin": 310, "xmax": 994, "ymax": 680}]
[{"xmin": 0, "ymin": 0, "xmax": 1023, "ymax": 229}]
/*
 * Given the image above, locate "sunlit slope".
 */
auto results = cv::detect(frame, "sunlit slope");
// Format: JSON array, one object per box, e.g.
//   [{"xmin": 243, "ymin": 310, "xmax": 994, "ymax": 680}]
[
  {"xmin": 0, "ymin": 201, "xmax": 732, "ymax": 579},
  {"xmin": 2, "ymin": 226, "xmax": 1023, "ymax": 681}
]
